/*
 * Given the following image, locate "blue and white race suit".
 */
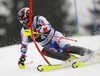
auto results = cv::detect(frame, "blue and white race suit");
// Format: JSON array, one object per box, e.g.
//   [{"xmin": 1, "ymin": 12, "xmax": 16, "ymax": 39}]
[{"xmin": 20, "ymin": 16, "xmax": 71, "ymax": 56}]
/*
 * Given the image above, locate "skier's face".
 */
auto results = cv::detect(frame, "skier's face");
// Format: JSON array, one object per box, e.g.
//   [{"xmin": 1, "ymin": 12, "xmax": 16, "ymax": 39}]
[
  {"xmin": 19, "ymin": 18, "xmax": 29, "ymax": 24},
  {"xmin": 20, "ymin": 18, "xmax": 30, "ymax": 28},
  {"xmin": 23, "ymin": 22, "xmax": 30, "ymax": 28}
]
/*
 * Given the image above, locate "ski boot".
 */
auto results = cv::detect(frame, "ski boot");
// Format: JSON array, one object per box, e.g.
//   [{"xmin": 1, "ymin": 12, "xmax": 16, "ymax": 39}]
[{"xmin": 18, "ymin": 55, "xmax": 26, "ymax": 69}]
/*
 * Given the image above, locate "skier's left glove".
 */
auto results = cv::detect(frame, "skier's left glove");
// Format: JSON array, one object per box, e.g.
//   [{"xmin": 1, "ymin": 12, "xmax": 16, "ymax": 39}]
[{"xmin": 18, "ymin": 55, "xmax": 26, "ymax": 69}]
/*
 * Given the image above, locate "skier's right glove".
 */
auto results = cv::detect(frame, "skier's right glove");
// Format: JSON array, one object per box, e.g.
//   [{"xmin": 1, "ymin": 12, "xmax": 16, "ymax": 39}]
[{"xmin": 18, "ymin": 55, "xmax": 26, "ymax": 69}]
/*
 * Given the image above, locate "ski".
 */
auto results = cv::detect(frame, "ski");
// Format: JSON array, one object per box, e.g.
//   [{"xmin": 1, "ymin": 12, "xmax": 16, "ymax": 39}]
[
  {"xmin": 72, "ymin": 59, "xmax": 100, "ymax": 68},
  {"xmin": 37, "ymin": 63, "xmax": 72, "ymax": 72},
  {"xmin": 72, "ymin": 53, "xmax": 100, "ymax": 68},
  {"xmin": 37, "ymin": 53, "xmax": 100, "ymax": 72},
  {"xmin": 37, "ymin": 60, "xmax": 100, "ymax": 72}
]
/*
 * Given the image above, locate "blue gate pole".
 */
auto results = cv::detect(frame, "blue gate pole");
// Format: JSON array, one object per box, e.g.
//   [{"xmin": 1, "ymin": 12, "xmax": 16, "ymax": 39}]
[
  {"xmin": 74, "ymin": 0, "xmax": 80, "ymax": 36},
  {"xmin": 93, "ymin": 0, "xmax": 97, "ymax": 35}
]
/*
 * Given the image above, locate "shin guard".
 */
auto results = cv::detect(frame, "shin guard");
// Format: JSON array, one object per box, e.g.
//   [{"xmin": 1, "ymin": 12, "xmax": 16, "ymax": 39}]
[{"xmin": 42, "ymin": 48, "xmax": 70, "ymax": 61}]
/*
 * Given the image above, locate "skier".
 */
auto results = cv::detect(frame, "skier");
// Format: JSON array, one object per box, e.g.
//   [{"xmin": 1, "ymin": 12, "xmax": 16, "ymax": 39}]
[{"xmin": 17, "ymin": 7, "xmax": 94, "ymax": 68}]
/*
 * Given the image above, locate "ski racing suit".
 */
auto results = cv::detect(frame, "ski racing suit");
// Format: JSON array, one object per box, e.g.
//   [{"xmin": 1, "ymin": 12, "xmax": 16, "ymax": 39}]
[
  {"xmin": 20, "ymin": 16, "xmax": 94, "ymax": 61},
  {"xmin": 20, "ymin": 16, "xmax": 71, "ymax": 57}
]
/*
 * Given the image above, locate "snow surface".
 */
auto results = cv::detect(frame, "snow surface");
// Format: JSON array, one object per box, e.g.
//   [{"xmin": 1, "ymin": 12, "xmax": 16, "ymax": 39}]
[{"xmin": 0, "ymin": 36, "xmax": 100, "ymax": 76}]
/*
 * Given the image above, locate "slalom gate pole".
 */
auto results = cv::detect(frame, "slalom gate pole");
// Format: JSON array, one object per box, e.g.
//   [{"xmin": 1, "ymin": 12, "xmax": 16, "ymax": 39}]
[
  {"xmin": 74, "ymin": 0, "xmax": 80, "ymax": 36},
  {"xmin": 29, "ymin": 0, "xmax": 51, "ymax": 65},
  {"xmin": 93, "ymin": 0, "xmax": 97, "ymax": 35}
]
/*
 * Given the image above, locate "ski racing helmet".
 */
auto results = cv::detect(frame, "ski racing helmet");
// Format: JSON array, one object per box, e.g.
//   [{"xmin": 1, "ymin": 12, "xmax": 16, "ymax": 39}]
[{"xmin": 17, "ymin": 7, "xmax": 34, "ymax": 24}]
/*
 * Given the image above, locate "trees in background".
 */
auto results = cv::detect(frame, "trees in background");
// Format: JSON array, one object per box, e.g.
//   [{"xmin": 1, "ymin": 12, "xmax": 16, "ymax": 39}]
[{"xmin": 0, "ymin": 0, "xmax": 67, "ymax": 47}]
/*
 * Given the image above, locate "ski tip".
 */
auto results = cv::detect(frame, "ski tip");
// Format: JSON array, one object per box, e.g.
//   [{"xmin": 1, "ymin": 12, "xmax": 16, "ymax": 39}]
[
  {"xmin": 37, "ymin": 65, "xmax": 43, "ymax": 72},
  {"xmin": 72, "ymin": 62, "xmax": 82, "ymax": 68}
]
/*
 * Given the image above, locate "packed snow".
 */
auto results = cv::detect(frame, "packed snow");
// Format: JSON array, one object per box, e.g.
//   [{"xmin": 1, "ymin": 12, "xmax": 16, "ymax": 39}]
[{"xmin": 0, "ymin": 35, "xmax": 100, "ymax": 76}]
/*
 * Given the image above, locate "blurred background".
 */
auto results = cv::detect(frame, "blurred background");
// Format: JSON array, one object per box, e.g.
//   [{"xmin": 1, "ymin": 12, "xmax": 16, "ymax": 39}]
[{"xmin": 0, "ymin": 0, "xmax": 100, "ymax": 47}]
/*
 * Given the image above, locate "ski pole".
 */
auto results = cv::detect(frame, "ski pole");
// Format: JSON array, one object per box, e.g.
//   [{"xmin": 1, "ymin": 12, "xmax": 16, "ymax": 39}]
[
  {"xmin": 37, "ymin": 33, "xmax": 77, "ymax": 42},
  {"xmin": 25, "ymin": 61, "xmax": 33, "ymax": 65},
  {"xmin": 24, "ymin": 30, "xmax": 77, "ymax": 42}
]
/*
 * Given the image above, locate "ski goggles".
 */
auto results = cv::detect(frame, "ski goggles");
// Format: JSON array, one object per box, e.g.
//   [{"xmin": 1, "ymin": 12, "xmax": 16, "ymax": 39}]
[{"xmin": 19, "ymin": 19, "xmax": 29, "ymax": 24}]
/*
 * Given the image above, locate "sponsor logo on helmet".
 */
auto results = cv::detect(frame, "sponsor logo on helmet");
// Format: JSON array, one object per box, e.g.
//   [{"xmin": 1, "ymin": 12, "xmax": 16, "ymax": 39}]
[{"xmin": 19, "ymin": 13, "xmax": 23, "ymax": 17}]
